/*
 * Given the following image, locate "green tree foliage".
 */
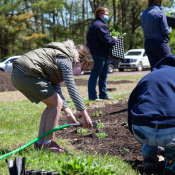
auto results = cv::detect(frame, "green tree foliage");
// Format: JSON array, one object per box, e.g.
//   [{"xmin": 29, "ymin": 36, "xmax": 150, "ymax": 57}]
[
  {"xmin": 0, "ymin": 0, "xmax": 47, "ymax": 58},
  {"xmin": 111, "ymin": 0, "xmax": 147, "ymax": 50},
  {"xmin": 169, "ymin": 29, "xmax": 175, "ymax": 55},
  {"xmin": 162, "ymin": 0, "xmax": 174, "ymax": 7},
  {"xmin": 0, "ymin": 0, "xmax": 174, "ymax": 59}
]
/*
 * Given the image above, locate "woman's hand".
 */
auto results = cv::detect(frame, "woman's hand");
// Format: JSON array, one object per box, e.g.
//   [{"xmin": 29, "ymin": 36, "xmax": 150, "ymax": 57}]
[
  {"xmin": 80, "ymin": 110, "xmax": 93, "ymax": 129},
  {"xmin": 112, "ymin": 36, "xmax": 118, "ymax": 40},
  {"xmin": 63, "ymin": 108, "xmax": 78, "ymax": 124}
]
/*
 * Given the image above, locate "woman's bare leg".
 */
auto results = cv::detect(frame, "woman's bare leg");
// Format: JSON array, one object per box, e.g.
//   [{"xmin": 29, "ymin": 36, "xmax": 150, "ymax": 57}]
[
  {"xmin": 38, "ymin": 92, "xmax": 63, "ymax": 141},
  {"xmin": 37, "ymin": 107, "xmax": 49, "ymax": 142}
]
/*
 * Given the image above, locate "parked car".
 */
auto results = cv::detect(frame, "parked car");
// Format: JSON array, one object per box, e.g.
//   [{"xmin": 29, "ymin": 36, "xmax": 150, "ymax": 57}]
[
  {"xmin": 0, "ymin": 55, "xmax": 21, "ymax": 73},
  {"xmin": 118, "ymin": 49, "xmax": 150, "ymax": 71},
  {"xmin": 81, "ymin": 57, "xmax": 119, "ymax": 75}
]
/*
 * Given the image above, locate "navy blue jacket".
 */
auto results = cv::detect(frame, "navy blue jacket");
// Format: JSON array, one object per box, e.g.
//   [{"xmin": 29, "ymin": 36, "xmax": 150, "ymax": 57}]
[
  {"xmin": 141, "ymin": 4, "xmax": 172, "ymax": 42},
  {"xmin": 86, "ymin": 17, "xmax": 116, "ymax": 58},
  {"xmin": 128, "ymin": 56, "xmax": 175, "ymax": 134}
]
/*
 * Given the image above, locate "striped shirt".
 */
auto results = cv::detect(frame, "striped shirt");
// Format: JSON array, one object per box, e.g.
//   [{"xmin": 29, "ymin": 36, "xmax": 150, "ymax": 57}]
[{"xmin": 54, "ymin": 58, "xmax": 85, "ymax": 111}]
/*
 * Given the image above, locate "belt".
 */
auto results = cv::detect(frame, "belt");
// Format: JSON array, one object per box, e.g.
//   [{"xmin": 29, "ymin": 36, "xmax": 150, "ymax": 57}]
[{"xmin": 148, "ymin": 124, "xmax": 175, "ymax": 129}]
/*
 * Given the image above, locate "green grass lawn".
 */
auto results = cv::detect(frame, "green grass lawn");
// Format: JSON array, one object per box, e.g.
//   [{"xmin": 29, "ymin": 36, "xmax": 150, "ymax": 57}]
[
  {"xmin": 0, "ymin": 99, "xmax": 139, "ymax": 175},
  {"xmin": 0, "ymin": 75, "xmax": 145, "ymax": 174}
]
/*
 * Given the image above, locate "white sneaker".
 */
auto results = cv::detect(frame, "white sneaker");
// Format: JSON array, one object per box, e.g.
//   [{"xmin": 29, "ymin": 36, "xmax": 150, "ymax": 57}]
[
  {"xmin": 93, "ymin": 99, "xmax": 103, "ymax": 102},
  {"xmin": 104, "ymin": 97, "xmax": 114, "ymax": 100}
]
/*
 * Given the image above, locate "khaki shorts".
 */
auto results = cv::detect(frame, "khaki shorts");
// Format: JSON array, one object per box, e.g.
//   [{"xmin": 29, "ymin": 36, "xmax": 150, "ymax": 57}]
[{"xmin": 11, "ymin": 67, "xmax": 55, "ymax": 104}]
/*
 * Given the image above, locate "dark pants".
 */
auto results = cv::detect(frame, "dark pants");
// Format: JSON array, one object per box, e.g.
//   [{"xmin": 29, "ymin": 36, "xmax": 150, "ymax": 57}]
[
  {"xmin": 88, "ymin": 55, "xmax": 108, "ymax": 100},
  {"xmin": 144, "ymin": 39, "xmax": 172, "ymax": 70}
]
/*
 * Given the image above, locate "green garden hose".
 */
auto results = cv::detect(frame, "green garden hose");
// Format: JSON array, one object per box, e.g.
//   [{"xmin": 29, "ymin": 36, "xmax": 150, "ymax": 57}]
[
  {"xmin": 0, "ymin": 122, "xmax": 98, "ymax": 160},
  {"xmin": 0, "ymin": 124, "xmax": 70, "ymax": 160}
]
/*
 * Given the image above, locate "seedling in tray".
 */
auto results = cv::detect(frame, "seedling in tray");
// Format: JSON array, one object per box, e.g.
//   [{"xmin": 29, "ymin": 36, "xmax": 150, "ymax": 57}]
[
  {"xmin": 165, "ymin": 11, "xmax": 171, "ymax": 16},
  {"xmin": 110, "ymin": 29, "xmax": 126, "ymax": 38}
]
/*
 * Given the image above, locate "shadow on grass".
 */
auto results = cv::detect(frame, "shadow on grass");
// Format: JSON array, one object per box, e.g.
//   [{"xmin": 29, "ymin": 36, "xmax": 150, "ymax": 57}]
[
  {"xmin": 0, "ymin": 147, "xmax": 32, "ymax": 159},
  {"xmin": 124, "ymin": 159, "xmax": 165, "ymax": 175},
  {"xmin": 0, "ymin": 149, "xmax": 12, "ymax": 155}
]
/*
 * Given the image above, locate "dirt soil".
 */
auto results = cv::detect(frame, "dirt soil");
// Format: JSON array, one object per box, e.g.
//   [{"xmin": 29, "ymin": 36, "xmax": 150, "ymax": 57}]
[
  {"xmin": 0, "ymin": 71, "xmax": 165, "ymax": 174},
  {"xmin": 0, "ymin": 71, "xmax": 133, "ymax": 92},
  {"xmin": 0, "ymin": 71, "xmax": 16, "ymax": 92},
  {"xmin": 60, "ymin": 79, "xmax": 133, "ymax": 87},
  {"xmin": 57, "ymin": 101, "xmax": 165, "ymax": 175}
]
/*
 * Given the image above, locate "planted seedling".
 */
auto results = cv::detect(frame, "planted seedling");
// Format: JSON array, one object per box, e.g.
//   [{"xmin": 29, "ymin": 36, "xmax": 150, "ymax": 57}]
[
  {"xmin": 93, "ymin": 110, "xmax": 103, "ymax": 116},
  {"xmin": 97, "ymin": 119, "xmax": 104, "ymax": 129},
  {"xmin": 77, "ymin": 128, "xmax": 88, "ymax": 135},
  {"xmin": 124, "ymin": 122, "xmax": 128, "ymax": 125},
  {"xmin": 121, "ymin": 121, "xmax": 128, "ymax": 126},
  {"xmin": 122, "ymin": 148, "xmax": 130, "ymax": 153},
  {"xmin": 110, "ymin": 29, "xmax": 126, "ymax": 38},
  {"xmin": 96, "ymin": 131, "xmax": 107, "ymax": 140}
]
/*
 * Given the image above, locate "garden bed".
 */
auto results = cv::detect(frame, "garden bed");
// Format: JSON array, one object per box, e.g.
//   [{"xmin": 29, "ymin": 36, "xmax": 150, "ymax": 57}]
[
  {"xmin": 0, "ymin": 71, "xmax": 165, "ymax": 174},
  {"xmin": 57, "ymin": 101, "xmax": 165, "ymax": 175}
]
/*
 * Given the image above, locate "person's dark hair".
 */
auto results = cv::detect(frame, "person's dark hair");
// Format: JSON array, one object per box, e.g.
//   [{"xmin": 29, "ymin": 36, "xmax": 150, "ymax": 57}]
[
  {"xmin": 76, "ymin": 45, "xmax": 94, "ymax": 67},
  {"xmin": 148, "ymin": 0, "xmax": 162, "ymax": 6},
  {"xmin": 95, "ymin": 7, "xmax": 109, "ymax": 18}
]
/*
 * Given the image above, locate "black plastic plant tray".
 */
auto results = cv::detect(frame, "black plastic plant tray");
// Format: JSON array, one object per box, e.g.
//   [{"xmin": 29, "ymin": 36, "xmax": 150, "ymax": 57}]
[
  {"xmin": 166, "ymin": 16, "xmax": 175, "ymax": 28},
  {"xmin": 25, "ymin": 170, "xmax": 59, "ymax": 175}
]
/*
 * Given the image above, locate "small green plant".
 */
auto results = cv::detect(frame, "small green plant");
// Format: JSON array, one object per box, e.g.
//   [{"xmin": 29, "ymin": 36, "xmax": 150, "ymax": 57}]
[
  {"xmin": 97, "ymin": 119, "xmax": 104, "ymax": 129},
  {"xmin": 165, "ymin": 11, "xmax": 171, "ymax": 16},
  {"xmin": 110, "ymin": 29, "xmax": 126, "ymax": 38},
  {"xmin": 77, "ymin": 128, "xmax": 88, "ymax": 135},
  {"xmin": 58, "ymin": 157, "xmax": 116, "ymax": 174},
  {"xmin": 99, "ymin": 110, "xmax": 103, "ymax": 115},
  {"xmin": 93, "ymin": 110, "xmax": 103, "ymax": 116},
  {"xmin": 96, "ymin": 131, "xmax": 108, "ymax": 140},
  {"xmin": 124, "ymin": 122, "xmax": 128, "ymax": 126},
  {"xmin": 122, "ymin": 148, "xmax": 130, "ymax": 153}
]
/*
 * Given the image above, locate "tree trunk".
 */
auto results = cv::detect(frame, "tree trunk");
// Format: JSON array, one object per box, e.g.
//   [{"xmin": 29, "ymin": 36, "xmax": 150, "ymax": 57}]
[
  {"xmin": 53, "ymin": 10, "xmax": 56, "ymax": 42},
  {"xmin": 41, "ymin": 11, "xmax": 45, "ymax": 34},
  {"xmin": 69, "ymin": 0, "xmax": 73, "ymax": 38},
  {"xmin": 82, "ymin": 0, "xmax": 85, "ymax": 44},
  {"xmin": 113, "ymin": 0, "xmax": 116, "ymax": 29},
  {"xmin": 88, "ymin": 0, "xmax": 107, "ymax": 14}
]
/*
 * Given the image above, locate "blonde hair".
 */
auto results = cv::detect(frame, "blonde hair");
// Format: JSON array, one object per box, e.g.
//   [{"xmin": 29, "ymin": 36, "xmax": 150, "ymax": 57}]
[
  {"xmin": 95, "ymin": 7, "xmax": 109, "ymax": 18},
  {"xmin": 148, "ymin": 0, "xmax": 162, "ymax": 6}
]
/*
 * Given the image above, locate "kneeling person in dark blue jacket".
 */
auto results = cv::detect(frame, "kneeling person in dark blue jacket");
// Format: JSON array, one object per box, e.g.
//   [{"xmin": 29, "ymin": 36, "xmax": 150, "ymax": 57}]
[{"xmin": 128, "ymin": 56, "xmax": 175, "ymax": 174}]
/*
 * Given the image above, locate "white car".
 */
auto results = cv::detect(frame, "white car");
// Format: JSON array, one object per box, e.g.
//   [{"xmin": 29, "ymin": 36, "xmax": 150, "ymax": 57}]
[
  {"xmin": 0, "ymin": 55, "xmax": 21, "ymax": 73},
  {"xmin": 118, "ymin": 49, "xmax": 150, "ymax": 71}
]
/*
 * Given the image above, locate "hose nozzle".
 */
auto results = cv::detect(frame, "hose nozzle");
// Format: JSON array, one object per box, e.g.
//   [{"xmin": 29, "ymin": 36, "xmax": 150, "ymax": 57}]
[
  {"xmin": 69, "ymin": 121, "xmax": 99, "ymax": 133},
  {"xmin": 92, "ymin": 121, "xmax": 99, "ymax": 133}
]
